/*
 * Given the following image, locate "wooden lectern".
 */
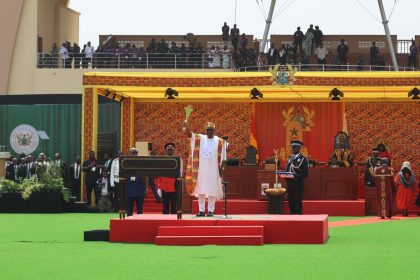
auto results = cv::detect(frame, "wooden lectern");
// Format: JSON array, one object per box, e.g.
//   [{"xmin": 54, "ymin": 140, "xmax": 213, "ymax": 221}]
[
  {"xmin": 119, "ymin": 156, "xmax": 182, "ymax": 219},
  {"xmin": 0, "ymin": 152, "xmax": 11, "ymax": 179}
]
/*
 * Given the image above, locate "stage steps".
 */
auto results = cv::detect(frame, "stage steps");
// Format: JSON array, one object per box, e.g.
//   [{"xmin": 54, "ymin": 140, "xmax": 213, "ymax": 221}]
[
  {"xmin": 141, "ymin": 189, "xmax": 162, "ymax": 213},
  {"xmin": 155, "ymin": 225, "xmax": 264, "ymax": 246}
]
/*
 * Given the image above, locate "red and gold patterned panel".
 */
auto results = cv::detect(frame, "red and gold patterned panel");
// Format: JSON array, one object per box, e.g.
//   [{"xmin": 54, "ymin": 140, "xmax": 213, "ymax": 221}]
[
  {"xmin": 83, "ymin": 88, "xmax": 94, "ymax": 160},
  {"xmin": 83, "ymin": 76, "xmax": 272, "ymax": 87},
  {"xmin": 121, "ymin": 98, "xmax": 132, "ymax": 154},
  {"xmin": 132, "ymin": 102, "xmax": 419, "ymax": 181},
  {"xmin": 134, "ymin": 102, "xmax": 252, "ymax": 163},
  {"xmin": 345, "ymin": 102, "xmax": 420, "ymax": 176},
  {"xmin": 295, "ymin": 77, "xmax": 420, "ymax": 86}
]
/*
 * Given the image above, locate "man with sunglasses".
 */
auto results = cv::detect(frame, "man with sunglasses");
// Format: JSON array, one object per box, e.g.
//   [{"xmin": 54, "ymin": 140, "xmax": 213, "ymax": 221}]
[{"xmin": 184, "ymin": 121, "xmax": 227, "ymax": 217}]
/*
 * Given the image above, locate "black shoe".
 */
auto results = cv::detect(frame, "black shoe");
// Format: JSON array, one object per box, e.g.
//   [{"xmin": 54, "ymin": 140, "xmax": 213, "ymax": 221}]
[
  {"xmin": 196, "ymin": 212, "xmax": 205, "ymax": 217},
  {"xmin": 206, "ymin": 212, "xmax": 214, "ymax": 217}
]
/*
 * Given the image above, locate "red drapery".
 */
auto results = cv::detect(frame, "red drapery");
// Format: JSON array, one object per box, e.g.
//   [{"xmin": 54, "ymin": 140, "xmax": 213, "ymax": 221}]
[{"xmin": 254, "ymin": 102, "xmax": 344, "ymax": 163}]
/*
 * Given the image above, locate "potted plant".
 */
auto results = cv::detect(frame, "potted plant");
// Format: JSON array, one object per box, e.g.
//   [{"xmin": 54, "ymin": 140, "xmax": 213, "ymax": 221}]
[{"xmin": 0, "ymin": 163, "xmax": 71, "ymax": 213}]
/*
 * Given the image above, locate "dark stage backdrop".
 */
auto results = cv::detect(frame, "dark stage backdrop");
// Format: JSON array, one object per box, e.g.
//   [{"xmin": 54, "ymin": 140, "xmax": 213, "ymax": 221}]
[{"xmin": 0, "ymin": 102, "xmax": 120, "ymax": 163}]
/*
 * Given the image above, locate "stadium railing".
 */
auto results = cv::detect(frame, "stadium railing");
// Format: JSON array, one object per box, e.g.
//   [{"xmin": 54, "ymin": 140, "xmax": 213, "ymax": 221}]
[
  {"xmin": 37, "ymin": 52, "xmax": 234, "ymax": 70},
  {"xmin": 236, "ymin": 64, "xmax": 419, "ymax": 72}
]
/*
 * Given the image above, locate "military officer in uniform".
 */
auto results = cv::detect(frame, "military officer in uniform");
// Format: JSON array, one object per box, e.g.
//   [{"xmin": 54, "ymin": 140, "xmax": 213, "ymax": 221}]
[{"xmin": 285, "ymin": 140, "xmax": 309, "ymax": 214}]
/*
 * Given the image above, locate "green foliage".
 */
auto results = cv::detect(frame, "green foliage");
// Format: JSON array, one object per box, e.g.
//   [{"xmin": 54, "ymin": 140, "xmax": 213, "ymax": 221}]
[
  {"xmin": 0, "ymin": 179, "xmax": 23, "ymax": 193},
  {"xmin": 21, "ymin": 177, "xmax": 45, "ymax": 200},
  {"xmin": 1, "ymin": 163, "xmax": 69, "ymax": 201}
]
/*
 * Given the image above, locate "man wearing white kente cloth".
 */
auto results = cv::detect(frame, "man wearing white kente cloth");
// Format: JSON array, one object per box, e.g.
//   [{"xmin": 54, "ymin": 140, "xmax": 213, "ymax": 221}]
[{"xmin": 184, "ymin": 121, "xmax": 227, "ymax": 217}]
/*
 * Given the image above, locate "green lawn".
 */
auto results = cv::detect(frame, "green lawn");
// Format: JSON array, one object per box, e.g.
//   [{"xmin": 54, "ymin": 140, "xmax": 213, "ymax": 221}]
[{"xmin": 0, "ymin": 214, "xmax": 418, "ymax": 280}]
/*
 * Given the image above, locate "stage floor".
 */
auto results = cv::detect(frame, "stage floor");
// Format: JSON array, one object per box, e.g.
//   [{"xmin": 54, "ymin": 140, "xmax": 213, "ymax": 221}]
[{"xmin": 110, "ymin": 214, "xmax": 329, "ymax": 245}]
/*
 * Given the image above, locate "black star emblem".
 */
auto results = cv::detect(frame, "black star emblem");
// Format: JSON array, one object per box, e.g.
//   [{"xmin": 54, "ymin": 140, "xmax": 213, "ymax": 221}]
[{"xmin": 291, "ymin": 128, "xmax": 299, "ymax": 136}]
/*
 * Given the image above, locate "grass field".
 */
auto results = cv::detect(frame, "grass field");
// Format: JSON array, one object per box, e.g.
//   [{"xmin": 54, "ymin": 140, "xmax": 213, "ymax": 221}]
[{"xmin": 0, "ymin": 214, "xmax": 418, "ymax": 280}]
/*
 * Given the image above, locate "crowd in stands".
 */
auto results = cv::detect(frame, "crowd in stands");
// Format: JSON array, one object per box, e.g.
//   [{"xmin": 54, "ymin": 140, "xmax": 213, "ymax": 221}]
[
  {"xmin": 37, "ymin": 24, "xmax": 419, "ymax": 70},
  {"xmin": 261, "ymin": 25, "xmax": 419, "ymax": 70}
]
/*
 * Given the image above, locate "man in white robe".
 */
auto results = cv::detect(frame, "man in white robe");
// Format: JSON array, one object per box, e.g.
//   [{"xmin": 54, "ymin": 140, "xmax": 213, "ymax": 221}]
[{"xmin": 184, "ymin": 122, "xmax": 227, "ymax": 217}]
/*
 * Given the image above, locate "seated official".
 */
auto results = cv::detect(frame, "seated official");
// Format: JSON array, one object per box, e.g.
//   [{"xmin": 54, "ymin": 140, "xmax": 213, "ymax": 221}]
[{"xmin": 327, "ymin": 154, "xmax": 342, "ymax": 168}]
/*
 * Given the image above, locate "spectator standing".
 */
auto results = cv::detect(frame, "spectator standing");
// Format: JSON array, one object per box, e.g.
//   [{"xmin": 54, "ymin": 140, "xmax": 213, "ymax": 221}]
[
  {"xmin": 60, "ymin": 43, "xmax": 70, "ymax": 68},
  {"xmin": 16, "ymin": 157, "xmax": 27, "ymax": 182},
  {"xmin": 214, "ymin": 46, "xmax": 221, "ymax": 68},
  {"xmin": 315, "ymin": 42, "xmax": 328, "ymax": 65},
  {"xmin": 222, "ymin": 22, "xmax": 230, "ymax": 42},
  {"xmin": 222, "ymin": 45, "xmax": 230, "ymax": 69},
  {"xmin": 5, "ymin": 158, "xmax": 18, "ymax": 182},
  {"xmin": 69, "ymin": 156, "xmax": 81, "ymax": 201},
  {"xmin": 54, "ymin": 152, "xmax": 67, "ymax": 182},
  {"xmin": 314, "ymin": 26, "xmax": 323, "ymax": 48},
  {"xmin": 240, "ymin": 33, "xmax": 248, "ymax": 49},
  {"xmin": 304, "ymin": 28, "xmax": 314, "ymax": 57},
  {"xmin": 50, "ymin": 43, "xmax": 58, "ymax": 68},
  {"xmin": 230, "ymin": 24, "xmax": 240, "ymax": 50},
  {"xmin": 278, "ymin": 44, "xmax": 287, "ymax": 65},
  {"xmin": 72, "ymin": 43, "xmax": 81, "ymax": 68},
  {"xmin": 337, "ymin": 39, "xmax": 349, "ymax": 65},
  {"xmin": 267, "ymin": 43, "xmax": 278, "ymax": 65},
  {"xmin": 293, "ymin": 27, "xmax": 304, "ymax": 54},
  {"xmin": 370, "ymin": 41, "xmax": 379, "ymax": 65},
  {"xmin": 110, "ymin": 151, "xmax": 123, "ymax": 212},
  {"xmin": 82, "ymin": 151, "xmax": 99, "ymax": 207},
  {"xmin": 25, "ymin": 155, "xmax": 35, "ymax": 179},
  {"xmin": 84, "ymin": 41, "xmax": 94, "ymax": 68},
  {"xmin": 208, "ymin": 45, "xmax": 216, "ymax": 68},
  {"xmin": 408, "ymin": 40, "xmax": 417, "ymax": 68}
]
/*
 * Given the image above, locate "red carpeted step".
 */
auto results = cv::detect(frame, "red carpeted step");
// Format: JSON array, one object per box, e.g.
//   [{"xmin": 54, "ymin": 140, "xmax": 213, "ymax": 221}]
[
  {"xmin": 157, "ymin": 226, "xmax": 264, "ymax": 236},
  {"xmin": 155, "ymin": 235, "xmax": 263, "ymax": 246}
]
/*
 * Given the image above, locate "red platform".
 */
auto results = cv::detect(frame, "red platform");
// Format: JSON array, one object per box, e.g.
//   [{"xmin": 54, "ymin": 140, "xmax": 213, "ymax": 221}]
[
  {"xmin": 191, "ymin": 199, "xmax": 365, "ymax": 216},
  {"xmin": 109, "ymin": 214, "xmax": 328, "ymax": 245}
]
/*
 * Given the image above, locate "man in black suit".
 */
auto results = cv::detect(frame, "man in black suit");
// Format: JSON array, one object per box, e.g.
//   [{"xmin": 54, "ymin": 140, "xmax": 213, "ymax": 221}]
[
  {"xmin": 25, "ymin": 155, "xmax": 36, "ymax": 179},
  {"xmin": 54, "ymin": 153, "xmax": 67, "ymax": 182},
  {"xmin": 69, "ymin": 156, "xmax": 82, "ymax": 201},
  {"xmin": 285, "ymin": 140, "xmax": 309, "ymax": 214},
  {"xmin": 82, "ymin": 151, "xmax": 99, "ymax": 207},
  {"xmin": 267, "ymin": 43, "xmax": 278, "ymax": 66},
  {"xmin": 16, "ymin": 157, "xmax": 28, "ymax": 181},
  {"xmin": 5, "ymin": 158, "xmax": 18, "ymax": 182}
]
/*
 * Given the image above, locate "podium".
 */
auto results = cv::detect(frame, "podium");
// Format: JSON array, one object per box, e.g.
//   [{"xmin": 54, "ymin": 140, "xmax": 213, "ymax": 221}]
[
  {"xmin": 119, "ymin": 156, "xmax": 182, "ymax": 219},
  {"xmin": 0, "ymin": 152, "xmax": 11, "ymax": 179}
]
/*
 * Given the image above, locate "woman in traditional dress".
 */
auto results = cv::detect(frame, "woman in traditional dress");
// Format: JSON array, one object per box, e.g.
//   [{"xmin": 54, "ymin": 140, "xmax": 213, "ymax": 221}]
[
  {"xmin": 214, "ymin": 46, "xmax": 221, "ymax": 68},
  {"xmin": 394, "ymin": 162, "xmax": 416, "ymax": 216},
  {"xmin": 208, "ymin": 45, "xmax": 216, "ymax": 68},
  {"xmin": 222, "ymin": 45, "xmax": 230, "ymax": 69}
]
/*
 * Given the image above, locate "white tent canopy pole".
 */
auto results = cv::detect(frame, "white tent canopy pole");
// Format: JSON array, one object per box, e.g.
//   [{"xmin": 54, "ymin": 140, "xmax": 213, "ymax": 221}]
[
  {"xmin": 377, "ymin": 0, "xmax": 399, "ymax": 71},
  {"xmin": 259, "ymin": 0, "xmax": 277, "ymax": 53}
]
